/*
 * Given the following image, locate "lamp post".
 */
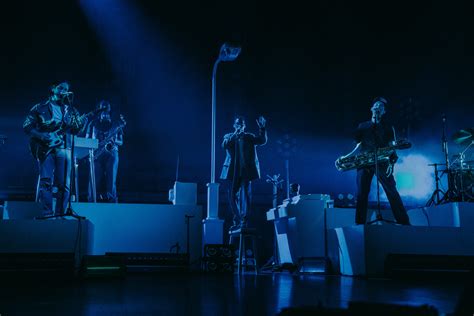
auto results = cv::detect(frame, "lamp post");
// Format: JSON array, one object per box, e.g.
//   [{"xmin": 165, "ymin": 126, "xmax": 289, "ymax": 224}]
[{"xmin": 204, "ymin": 43, "xmax": 241, "ymax": 244}]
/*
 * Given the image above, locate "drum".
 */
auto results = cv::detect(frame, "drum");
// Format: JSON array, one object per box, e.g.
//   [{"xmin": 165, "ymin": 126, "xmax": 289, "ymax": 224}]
[{"xmin": 450, "ymin": 168, "xmax": 474, "ymax": 201}]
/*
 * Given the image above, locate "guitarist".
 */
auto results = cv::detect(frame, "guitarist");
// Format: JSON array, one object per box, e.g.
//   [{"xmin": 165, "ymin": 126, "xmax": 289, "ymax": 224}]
[
  {"xmin": 86, "ymin": 100, "xmax": 124, "ymax": 203},
  {"xmin": 23, "ymin": 82, "xmax": 90, "ymax": 216},
  {"xmin": 337, "ymin": 97, "xmax": 410, "ymax": 225}
]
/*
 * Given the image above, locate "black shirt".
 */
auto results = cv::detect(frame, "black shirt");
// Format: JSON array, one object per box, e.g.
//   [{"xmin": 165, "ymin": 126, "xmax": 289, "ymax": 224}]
[
  {"xmin": 88, "ymin": 118, "xmax": 123, "ymax": 152},
  {"xmin": 354, "ymin": 120, "xmax": 395, "ymax": 152}
]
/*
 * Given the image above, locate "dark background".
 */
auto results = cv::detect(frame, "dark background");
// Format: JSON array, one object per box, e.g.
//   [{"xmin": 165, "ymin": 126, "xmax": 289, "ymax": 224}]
[{"xmin": 0, "ymin": 0, "xmax": 473, "ymax": 228}]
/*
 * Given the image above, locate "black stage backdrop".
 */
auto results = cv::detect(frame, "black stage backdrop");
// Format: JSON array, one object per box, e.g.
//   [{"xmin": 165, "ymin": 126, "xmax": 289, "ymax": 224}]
[{"xmin": 0, "ymin": 0, "xmax": 473, "ymax": 211}]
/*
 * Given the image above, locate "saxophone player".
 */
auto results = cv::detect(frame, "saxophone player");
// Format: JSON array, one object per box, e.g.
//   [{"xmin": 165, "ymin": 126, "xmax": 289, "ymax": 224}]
[
  {"xmin": 86, "ymin": 100, "xmax": 124, "ymax": 203},
  {"xmin": 337, "ymin": 97, "xmax": 410, "ymax": 225}
]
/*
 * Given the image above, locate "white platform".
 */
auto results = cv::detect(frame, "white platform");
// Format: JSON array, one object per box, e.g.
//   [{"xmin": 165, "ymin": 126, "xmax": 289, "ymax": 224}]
[
  {"xmin": 408, "ymin": 202, "xmax": 474, "ymax": 228},
  {"xmin": 0, "ymin": 219, "xmax": 92, "ymax": 268},
  {"xmin": 328, "ymin": 212, "xmax": 474, "ymax": 277},
  {"xmin": 3, "ymin": 201, "xmax": 203, "ymax": 264},
  {"xmin": 265, "ymin": 192, "xmax": 400, "ymax": 267}
]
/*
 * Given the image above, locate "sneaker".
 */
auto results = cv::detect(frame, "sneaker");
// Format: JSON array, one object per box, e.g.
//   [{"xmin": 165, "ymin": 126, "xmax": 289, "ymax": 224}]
[{"xmin": 229, "ymin": 224, "xmax": 241, "ymax": 233}]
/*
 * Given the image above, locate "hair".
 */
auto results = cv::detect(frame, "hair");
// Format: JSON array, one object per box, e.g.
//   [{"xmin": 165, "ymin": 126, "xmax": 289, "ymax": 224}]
[
  {"xmin": 50, "ymin": 81, "xmax": 70, "ymax": 95},
  {"xmin": 372, "ymin": 96, "xmax": 388, "ymax": 105},
  {"xmin": 233, "ymin": 116, "xmax": 246, "ymax": 124},
  {"xmin": 97, "ymin": 100, "xmax": 111, "ymax": 111}
]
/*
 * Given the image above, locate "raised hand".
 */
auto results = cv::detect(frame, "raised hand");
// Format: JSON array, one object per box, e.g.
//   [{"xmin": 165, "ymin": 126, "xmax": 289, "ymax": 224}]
[{"xmin": 256, "ymin": 116, "xmax": 266, "ymax": 128}]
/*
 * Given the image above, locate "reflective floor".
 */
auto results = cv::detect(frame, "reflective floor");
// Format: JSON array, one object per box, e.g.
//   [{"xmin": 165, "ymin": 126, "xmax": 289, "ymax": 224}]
[{"xmin": 0, "ymin": 272, "xmax": 467, "ymax": 315}]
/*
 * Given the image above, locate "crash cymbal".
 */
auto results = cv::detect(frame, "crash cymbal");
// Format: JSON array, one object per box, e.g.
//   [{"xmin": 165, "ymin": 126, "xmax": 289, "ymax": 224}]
[{"xmin": 452, "ymin": 128, "xmax": 474, "ymax": 145}]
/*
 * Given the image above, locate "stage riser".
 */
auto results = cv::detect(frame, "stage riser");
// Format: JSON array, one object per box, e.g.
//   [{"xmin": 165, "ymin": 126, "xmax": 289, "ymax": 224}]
[
  {"xmin": 3, "ymin": 201, "xmax": 203, "ymax": 264},
  {"xmin": 269, "ymin": 207, "xmax": 399, "ymax": 266},
  {"xmin": 328, "ymin": 224, "xmax": 474, "ymax": 277},
  {"xmin": 408, "ymin": 202, "xmax": 474, "ymax": 228},
  {"xmin": 0, "ymin": 219, "xmax": 92, "ymax": 271}
]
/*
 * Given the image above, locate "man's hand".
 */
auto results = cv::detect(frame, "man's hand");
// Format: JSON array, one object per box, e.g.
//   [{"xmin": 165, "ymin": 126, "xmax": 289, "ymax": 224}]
[
  {"xmin": 256, "ymin": 116, "xmax": 266, "ymax": 128},
  {"xmin": 41, "ymin": 133, "xmax": 52, "ymax": 143}
]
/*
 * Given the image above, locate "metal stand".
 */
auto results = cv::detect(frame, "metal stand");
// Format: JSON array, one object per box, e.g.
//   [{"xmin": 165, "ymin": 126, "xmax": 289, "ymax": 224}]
[
  {"xmin": 433, "ymin": 115, "xmax": 460, "ymax": 204},
  {"xmin": 185, "ymin": 214, "xmax": 194, "ymax": 265},
  {"xmin": 367, "ymin": 121, "xmax": 396, "ymax": 225},
  {"xmin": 260, "ymin": 174, "xmax": 284, "ymax": 272},
  {"xmin": 426, "ymin": 163, "xmax": 445, "ymax": 206},
  {"xmin": 88, "ymin": 148, "xmax": 97, "ymax": 202}
]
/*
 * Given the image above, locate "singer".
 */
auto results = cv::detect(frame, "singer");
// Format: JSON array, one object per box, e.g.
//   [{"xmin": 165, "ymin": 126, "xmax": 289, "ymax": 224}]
[
  {"xmin": 23, "ymin": 82, "xmax": 89, "ymax": 216},
  {"xmin": 220, "ymin": 116, "xmax": 267, "ymax": 230}
]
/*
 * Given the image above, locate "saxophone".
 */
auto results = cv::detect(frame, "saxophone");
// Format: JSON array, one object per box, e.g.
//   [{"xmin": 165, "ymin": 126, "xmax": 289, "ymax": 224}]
[
  {"xmin": 335, "ymin": 139, "xmax": 411, "ymax": 172},
  {"xmin": 93, "ymin": 115, "xmax": 126, "ymax": 160}
]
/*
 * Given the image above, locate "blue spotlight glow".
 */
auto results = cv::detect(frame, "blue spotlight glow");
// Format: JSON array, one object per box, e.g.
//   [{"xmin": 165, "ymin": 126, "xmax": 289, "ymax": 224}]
[
  {"xmin": 395, "ymin": 154, "xmax": 435, "ymax": 200},
  {"xmin": 370, "ymin": 153, "xmax": 435, "ymax": 204}
]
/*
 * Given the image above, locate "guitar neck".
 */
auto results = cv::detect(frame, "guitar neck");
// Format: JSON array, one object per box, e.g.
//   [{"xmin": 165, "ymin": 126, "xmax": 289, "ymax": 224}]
[
  {"xmin": 100, "ymin": 124, "xmax": 124, "ymax": 144},
  {"xmin": 80, "ymin": 110, "xmax": 99, "ymax": 122}
]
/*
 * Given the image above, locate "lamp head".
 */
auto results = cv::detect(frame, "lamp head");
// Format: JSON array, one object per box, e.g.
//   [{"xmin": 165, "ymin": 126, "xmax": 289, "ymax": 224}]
[{"xmin": 219, "ymin": 43, "xmax": 241, "ymax": 61}]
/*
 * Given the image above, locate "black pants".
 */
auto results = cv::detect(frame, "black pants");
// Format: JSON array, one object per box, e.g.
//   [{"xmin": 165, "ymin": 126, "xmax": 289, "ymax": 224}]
[
  {"xmin": 37, "ymin": 148, "xmax": 71, "ymax": 216},
  {"xmin": 227, "ymin": 178, "xmax": 251, "ymax": 224},
  {"xmin": 89, "ymin": 150, "xmax": 119, "ymax": 202},
  {"xmin": 355, "ymin": 164, "xmax": 410, "ymax": 225}
]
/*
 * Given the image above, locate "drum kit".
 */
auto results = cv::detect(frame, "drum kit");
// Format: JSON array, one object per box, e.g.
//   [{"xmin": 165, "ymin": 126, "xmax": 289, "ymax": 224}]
[
  {"xmin": 427, "ymin": 127, "xmax": 474, "ymax": 205},
  {"xmin": 449, "ymin": 128, "xmax": 474, "ymax": 201}
]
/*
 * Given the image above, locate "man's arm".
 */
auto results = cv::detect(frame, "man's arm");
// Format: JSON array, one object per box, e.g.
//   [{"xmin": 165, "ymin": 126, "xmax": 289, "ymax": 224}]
[
  {"xmin": 67, "ymin": 107, "xmax": 89, "ymax": 134},
  {"xmin": 340, "ymin": 143, "xmax": 361, "ymax": 159},
  {"xmin": 23, "ymin": 105, "xmax": 50, "ymax": 141},
  {"xmin": 252, "ymin": 116, "xmax": 267, "ymax": 145},
  {"xmin": 222, "ymin": 132, "xmax": 237, "ymax": 149},
  {"xmin": 252, "ymin": 127, "xmax": 267, "ymax": 145}
]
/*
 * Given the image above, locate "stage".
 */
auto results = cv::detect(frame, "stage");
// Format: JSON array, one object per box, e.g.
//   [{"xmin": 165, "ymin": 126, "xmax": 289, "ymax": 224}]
[{"xmin": 1, "ymin": 201, "xmax": 203, "ymax": 269}]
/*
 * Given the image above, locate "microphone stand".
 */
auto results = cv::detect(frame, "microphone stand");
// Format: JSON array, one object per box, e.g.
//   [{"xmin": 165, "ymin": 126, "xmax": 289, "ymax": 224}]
[
  {"xmin": 64, "ymin": 131, "xmax": 86, "ymax": 220},
  {"xmin": 367, "ymin": 119, "xmax": 396, "ymax": 225}
]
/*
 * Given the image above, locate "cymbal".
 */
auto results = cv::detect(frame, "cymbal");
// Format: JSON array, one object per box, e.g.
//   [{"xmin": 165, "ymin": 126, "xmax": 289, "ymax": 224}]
[{"xmin": 452, "ymin": 128, "xmax": 474, "ymax": 145}]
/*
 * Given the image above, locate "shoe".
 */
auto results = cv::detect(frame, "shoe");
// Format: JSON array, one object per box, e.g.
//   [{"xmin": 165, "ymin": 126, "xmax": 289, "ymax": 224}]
[{"xmin": 229, "ymin": 224, "xmax": 241, "ymax": 233}]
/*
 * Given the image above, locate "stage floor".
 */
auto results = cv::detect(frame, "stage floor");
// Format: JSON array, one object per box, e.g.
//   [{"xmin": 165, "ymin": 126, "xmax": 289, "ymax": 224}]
[{"xmin": 0, "ymin": 272, "xmax": 467, "ymax": 315}]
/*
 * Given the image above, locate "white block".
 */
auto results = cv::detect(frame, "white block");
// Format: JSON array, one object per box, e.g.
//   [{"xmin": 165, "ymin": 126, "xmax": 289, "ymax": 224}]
[
  {"xmin": 172, "ymin": 181, "xmax": 197, "ymax": 205},
  {"xmin": 202, "ymin": 218, "xmax": 224, "ymax": 246},
  {"xmin": 206, "ymin": 183, "xmax": 220, "ymax": 219}
]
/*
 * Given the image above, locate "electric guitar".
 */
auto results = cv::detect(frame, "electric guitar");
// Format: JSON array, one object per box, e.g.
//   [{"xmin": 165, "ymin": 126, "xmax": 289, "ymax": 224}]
[{"xmin": 29, "ymin": 108, "xmax": 104, "ymax": 161}]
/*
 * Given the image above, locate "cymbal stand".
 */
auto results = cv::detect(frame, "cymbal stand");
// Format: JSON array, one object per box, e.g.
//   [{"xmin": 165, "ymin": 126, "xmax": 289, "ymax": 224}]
[{"xmin": 426, "ymin": 163, "xmax": 445, "ymax": 206}]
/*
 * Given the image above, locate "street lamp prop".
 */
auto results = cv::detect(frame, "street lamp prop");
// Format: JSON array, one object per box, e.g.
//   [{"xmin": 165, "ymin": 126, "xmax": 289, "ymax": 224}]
[{"xmin": 204, "ymin": 43, "xmax": 241, "ymax": 245}]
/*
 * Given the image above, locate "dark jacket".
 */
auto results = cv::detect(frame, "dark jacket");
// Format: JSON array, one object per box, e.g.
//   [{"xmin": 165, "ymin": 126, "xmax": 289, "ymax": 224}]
[
  {"xmin": 23, "ymin": 100, "xmax": 86, "ymax": 160},
  {"xmin": 220, "ymin": 128, "xmax": 267, "ymax": 181}
]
